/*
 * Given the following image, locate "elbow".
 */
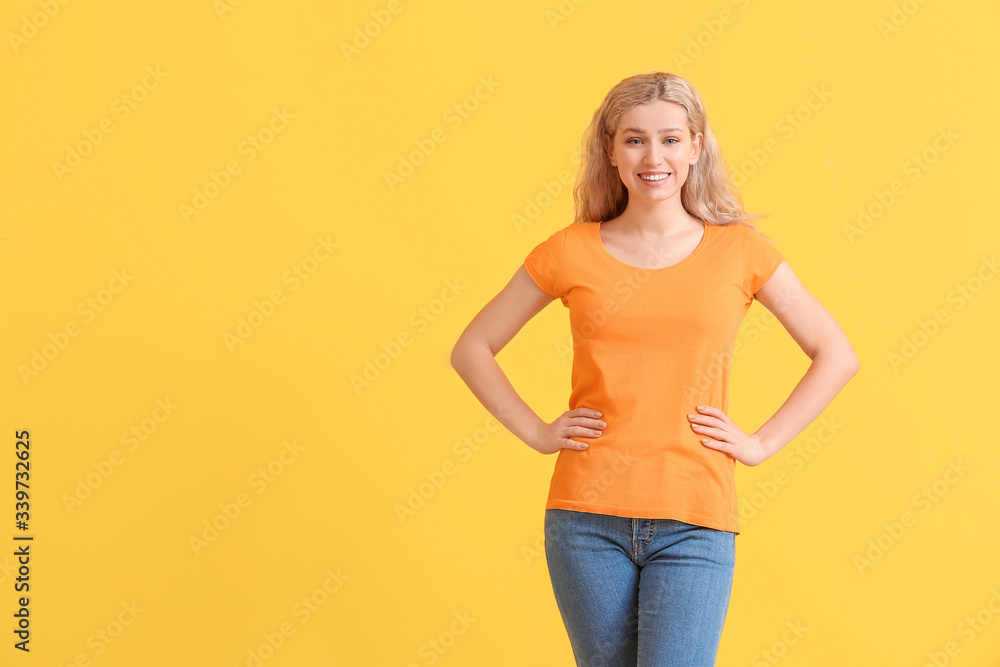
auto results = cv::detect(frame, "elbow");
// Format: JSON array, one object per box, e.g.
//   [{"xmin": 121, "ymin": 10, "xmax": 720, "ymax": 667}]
[
  {"xmin": 450, "ymin": 339, "xmax": 466, "ymax": 372},
  {"xmin": 842, "ymin": 347, "xmax": 860, "ymax": 378},
  {"xmin": 450, "ymin": 335, "xmax": 483, "ymax": 373},
  {"xmin": 813, "ymin": 343, "xmax": 860, "ymax": 378},
  {"xmin": 846, "ymin": 357, "xmax": 860, "ymax": 379},
  {"xmin": 451, "ymin": 330, "xmax": 498, "ymax": 371}
]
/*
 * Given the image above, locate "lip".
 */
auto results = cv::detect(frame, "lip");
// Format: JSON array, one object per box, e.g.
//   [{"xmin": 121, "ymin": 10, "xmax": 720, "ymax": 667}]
[{"xmin": 638, "ymin": 172, "xmax": 671, "ymax": 186}]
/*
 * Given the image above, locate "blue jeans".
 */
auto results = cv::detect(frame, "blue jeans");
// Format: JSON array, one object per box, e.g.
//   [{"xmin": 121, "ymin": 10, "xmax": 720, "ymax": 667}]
[{"xmin": 544, "ymin": 509, "xmax": 736, "ymax": 666}]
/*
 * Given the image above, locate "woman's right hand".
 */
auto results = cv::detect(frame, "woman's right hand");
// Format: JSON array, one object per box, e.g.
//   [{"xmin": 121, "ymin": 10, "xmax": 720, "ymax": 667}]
[{"xmin": 529, "ymin": 408, "xmax": 606, "ymax": 455}]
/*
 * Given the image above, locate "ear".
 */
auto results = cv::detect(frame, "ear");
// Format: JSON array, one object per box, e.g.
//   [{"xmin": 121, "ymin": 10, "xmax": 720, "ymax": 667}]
[
  {"xmin": 690, "ymin": 131, "xmax": 704, "ymax": 164},
  {"xmin": 605, "ymin": 134, "xmax": 616, "ymax": 167}
]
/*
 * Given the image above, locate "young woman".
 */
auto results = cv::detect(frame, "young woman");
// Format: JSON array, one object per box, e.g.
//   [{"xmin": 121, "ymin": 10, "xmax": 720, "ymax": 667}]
[{"xmin": 450, "ymin": 71, "xmax": 859, "ymax": 666}]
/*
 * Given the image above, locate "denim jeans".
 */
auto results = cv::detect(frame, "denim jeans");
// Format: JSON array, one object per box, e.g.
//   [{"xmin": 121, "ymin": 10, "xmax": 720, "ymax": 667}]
[{"xmin": 544, "ymin": 508, "xmax": 736, "ymax": 666}]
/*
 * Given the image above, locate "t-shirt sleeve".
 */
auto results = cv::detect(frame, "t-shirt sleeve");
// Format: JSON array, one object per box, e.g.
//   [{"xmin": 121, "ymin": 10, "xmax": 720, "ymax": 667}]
[
  {"xmin": 741, "ymin": 224, "xmax": 784, "ymax": 298},
  {"xmin": 523, "ymin": 227, "xmax": 567, "ymax": 300}
]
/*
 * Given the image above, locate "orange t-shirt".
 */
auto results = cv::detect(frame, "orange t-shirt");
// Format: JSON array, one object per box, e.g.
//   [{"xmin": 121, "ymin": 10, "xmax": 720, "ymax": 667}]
[{"xmin": 523, "ymin": 220, "xmax": 784, "ymax": 535}]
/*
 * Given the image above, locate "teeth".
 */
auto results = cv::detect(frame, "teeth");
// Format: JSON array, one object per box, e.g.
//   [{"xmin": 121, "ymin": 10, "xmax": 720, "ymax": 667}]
[{"xmin": 640, "ymin": 173, "xmax": 669, "ymax": 181}]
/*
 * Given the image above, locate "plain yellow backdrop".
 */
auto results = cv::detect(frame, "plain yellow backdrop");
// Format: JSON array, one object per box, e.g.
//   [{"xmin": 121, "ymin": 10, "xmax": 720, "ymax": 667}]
[{"xmin": 2, "ymin": 0, "xmax": 999, "ymax": 665}]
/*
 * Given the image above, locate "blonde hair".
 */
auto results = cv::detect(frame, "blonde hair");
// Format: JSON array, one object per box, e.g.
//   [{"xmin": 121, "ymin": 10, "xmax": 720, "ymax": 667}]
[{"xmin": 573, "ymin": 71, "xmax": 767, "ymax": 231}]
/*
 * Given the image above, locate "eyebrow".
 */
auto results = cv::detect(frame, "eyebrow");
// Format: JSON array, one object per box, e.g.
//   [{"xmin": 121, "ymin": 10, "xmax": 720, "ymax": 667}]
[{"xmin": 622, "ymin": 127, "xmax": 683, "ymax": 135}]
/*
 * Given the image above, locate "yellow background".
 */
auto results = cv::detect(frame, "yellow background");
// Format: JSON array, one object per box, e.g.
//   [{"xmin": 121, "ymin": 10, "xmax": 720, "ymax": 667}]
[{"xmin": 2, "ymin": 0, "xmax": 999, "ymax": 665}]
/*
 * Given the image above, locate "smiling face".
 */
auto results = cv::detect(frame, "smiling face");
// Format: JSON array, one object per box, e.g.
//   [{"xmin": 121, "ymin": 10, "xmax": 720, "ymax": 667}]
[{"xmin": 606, "ymin": 99, "xmax": 703, "ymax": 204}]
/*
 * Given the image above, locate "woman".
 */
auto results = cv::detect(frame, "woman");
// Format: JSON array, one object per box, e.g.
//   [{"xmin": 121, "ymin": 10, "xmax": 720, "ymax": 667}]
[{"xmin": 450, "ymin": 71, "xmax": 859, "ymax": 666}]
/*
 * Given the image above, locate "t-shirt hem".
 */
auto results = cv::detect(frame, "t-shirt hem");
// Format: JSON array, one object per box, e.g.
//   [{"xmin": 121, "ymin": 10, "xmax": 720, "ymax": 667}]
[
  {"xmin": 523, "ymin": 260, "xmax": 560, "ymax": 299},
  {"xmin": 741, "ymin": 224, "xmax": 784, "ymax": 297},
  {"xmin": 545, "ymin": 498, "xmax": 740, "ymax": 536},
  {"xmin": 749, "ymin": 256, "xmax": 783, "ymax": 296}
]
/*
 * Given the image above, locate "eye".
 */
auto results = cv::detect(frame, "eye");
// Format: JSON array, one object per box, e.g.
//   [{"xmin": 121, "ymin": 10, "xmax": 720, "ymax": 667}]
[
  {"xmin": 664, "ymin": 137, "xmax": 679, "ymax": 144},
  {"xmin": 627, "ymin": 138, "xmax": 642, "ymax": 145}
]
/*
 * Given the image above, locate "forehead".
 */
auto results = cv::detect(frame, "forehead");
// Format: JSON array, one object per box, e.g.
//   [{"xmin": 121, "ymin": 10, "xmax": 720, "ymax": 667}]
[{"xmin": 618, "ymin": 100, "xmax": 688, "ymax": 133}]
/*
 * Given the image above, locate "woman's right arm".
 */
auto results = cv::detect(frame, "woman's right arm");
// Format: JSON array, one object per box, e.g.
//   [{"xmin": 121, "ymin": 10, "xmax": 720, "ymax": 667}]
[{"xmin": 450, "ymin": 264, "xmax": 604, "ymax": 454}]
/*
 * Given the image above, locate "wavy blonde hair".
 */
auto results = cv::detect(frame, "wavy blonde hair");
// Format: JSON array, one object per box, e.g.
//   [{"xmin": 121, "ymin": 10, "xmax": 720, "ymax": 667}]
[{"xmin": 574, "ymin": 71, "xmax": 767, "ymax": 231}]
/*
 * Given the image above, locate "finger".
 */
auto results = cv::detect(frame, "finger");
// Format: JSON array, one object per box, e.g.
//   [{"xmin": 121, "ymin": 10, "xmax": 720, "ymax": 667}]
[
  {"xmin": 697, "ymin": 405, "xmax": 731, "ymax": 424},
  {"xmin": 575, "ymin": 416, "xmax": 607, "ymax": 430},
  {"xmin": 699, "ymin": 437, "xmax": 733, "ymax": 456},
  {"xmin": 691, "ymin": 422, "xmax": 728, "ymax": 440},
  {"xmin": 573, "ymin": 407, "xmax": 603, "ymax": 417},
  {"xmin": 689, "ymin": 414, "xmax": 720, "ymax": 429},
  {"xmin": 565, "ymin": 438, "xmax": 589, "ymax": 450},
  {"xmin": 572, "ymin": 425, "xmax": 603, "ymax": 438}
]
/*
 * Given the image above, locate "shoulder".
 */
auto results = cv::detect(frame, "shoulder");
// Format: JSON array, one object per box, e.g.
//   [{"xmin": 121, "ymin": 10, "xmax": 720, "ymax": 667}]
[
  {"xmin": 529, "ymin": 221, "xmax": 587, "ymax": 240},
  {"xmin": 738, "ymin": 222, "xmax": 782, "ymax": 250},
  {"xmin": 561, "ymin": 221, "xmax": 595, "ymax": 237},
  {"xmin": 532, "ymin": 221, "xmax": 594, "ymax": 249},
  {"xmin": 698, "ymin": 220, "xmax": 745, "ymax": 253},
  {"xmin": 707, "ymin": 221, "xmax": 779, "ymax": 247},
  {"xmin": 708, "ymin": 221, "xmax": 750, "ymax": 236}
]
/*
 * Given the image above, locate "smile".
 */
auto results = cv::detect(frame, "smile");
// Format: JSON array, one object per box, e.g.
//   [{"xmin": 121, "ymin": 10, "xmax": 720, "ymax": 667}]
[{"xmin": 639, "ymin": 173, "xmax": 670, "ymax": 181}]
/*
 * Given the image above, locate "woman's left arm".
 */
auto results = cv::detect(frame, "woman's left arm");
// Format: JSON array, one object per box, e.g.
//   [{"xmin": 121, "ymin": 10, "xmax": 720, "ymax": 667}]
[{"xmin": 692, "ymin": 260, "xmax": 860, "ymax": 466}]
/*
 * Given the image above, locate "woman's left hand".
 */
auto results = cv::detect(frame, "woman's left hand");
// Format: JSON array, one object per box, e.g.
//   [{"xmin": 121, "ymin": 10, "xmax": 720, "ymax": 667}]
[{"xmin": 688, "ymin": 405, "xmax": 771, "ymax": 467}]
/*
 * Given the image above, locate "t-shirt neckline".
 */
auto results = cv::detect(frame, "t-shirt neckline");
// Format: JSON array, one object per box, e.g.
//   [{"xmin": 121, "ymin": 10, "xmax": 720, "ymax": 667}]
[{"xmin": 592, "ymin": 220, "xmax": 711, "ymax": 272}]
